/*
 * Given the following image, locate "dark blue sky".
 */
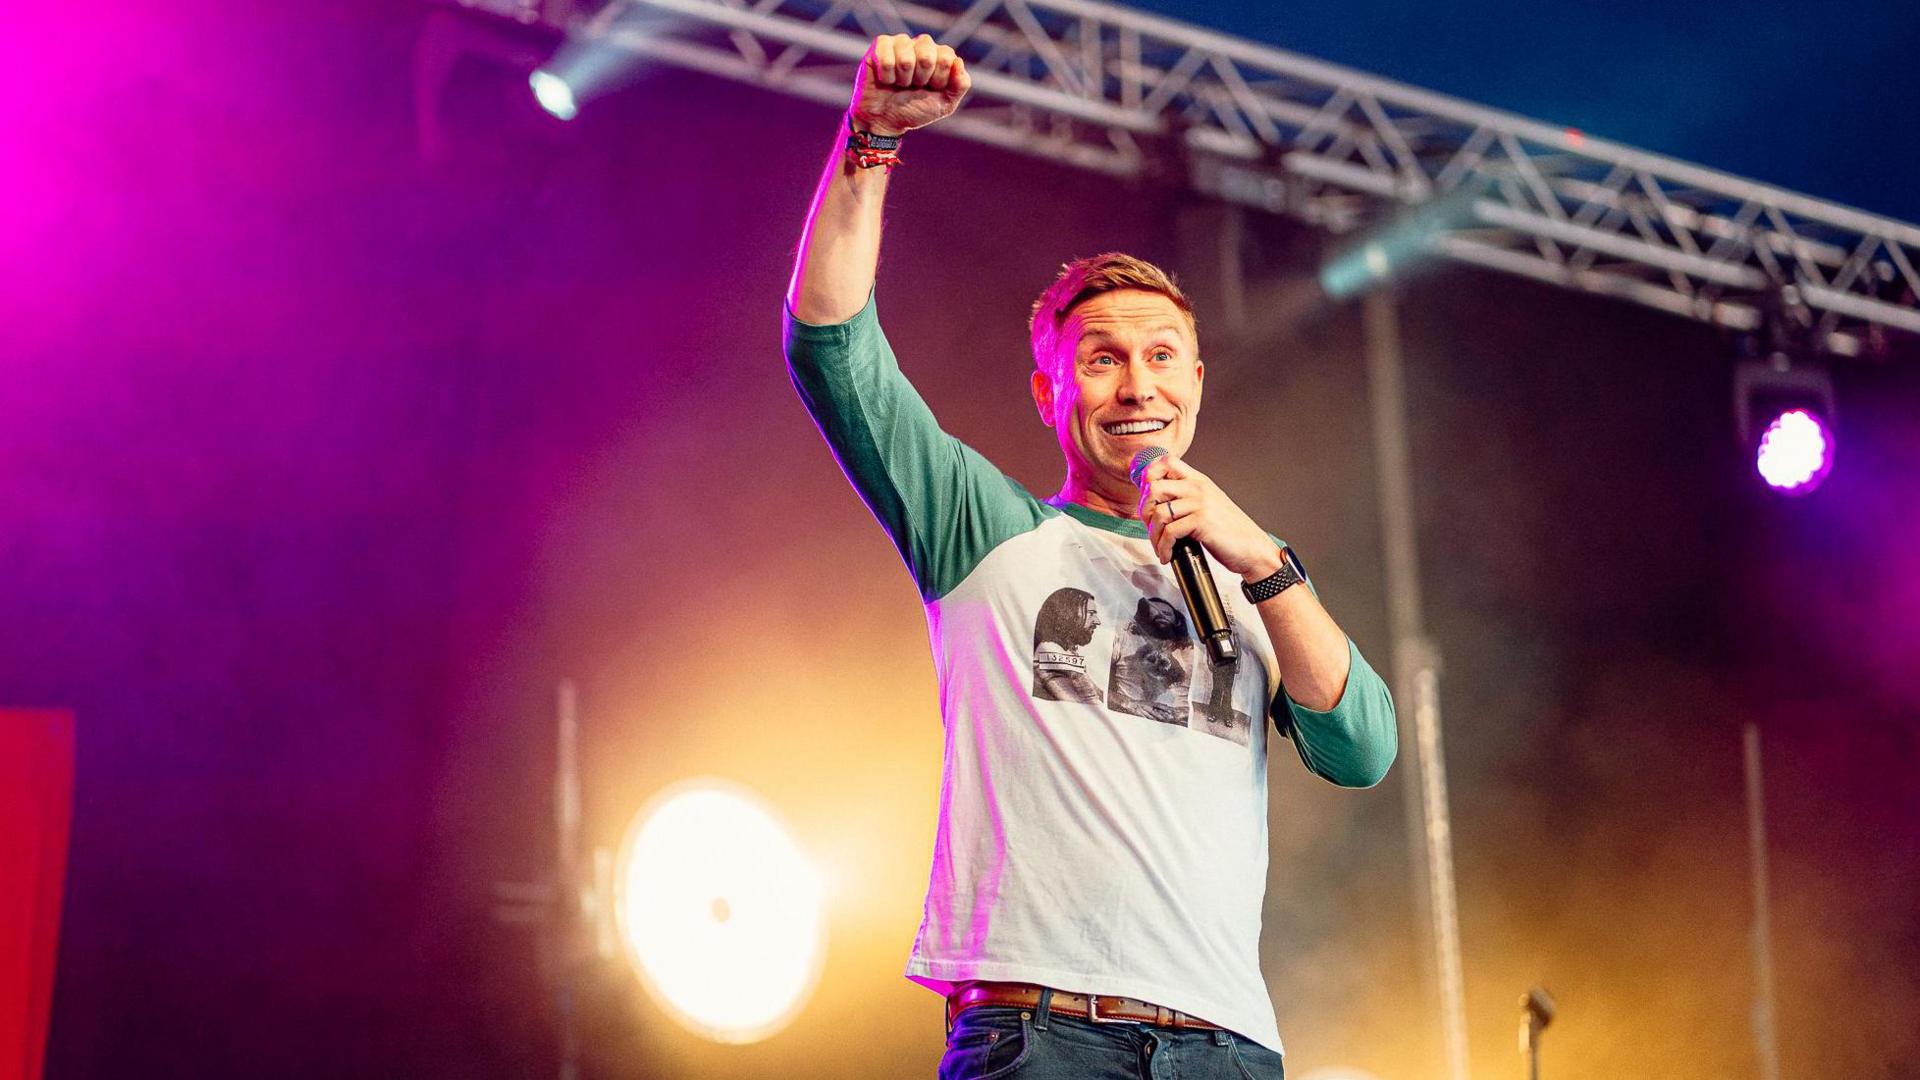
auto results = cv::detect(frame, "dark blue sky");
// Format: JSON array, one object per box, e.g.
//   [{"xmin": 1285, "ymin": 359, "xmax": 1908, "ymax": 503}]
[{"xmin": 1126, "ymin": 0, "xmax": 1920, "ymax": 224}]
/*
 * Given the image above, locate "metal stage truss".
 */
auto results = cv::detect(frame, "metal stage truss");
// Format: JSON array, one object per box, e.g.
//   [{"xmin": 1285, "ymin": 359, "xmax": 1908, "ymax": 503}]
[{"xmin": 456, "ymin": 0, "xmax": 1920, "ymax": 358}]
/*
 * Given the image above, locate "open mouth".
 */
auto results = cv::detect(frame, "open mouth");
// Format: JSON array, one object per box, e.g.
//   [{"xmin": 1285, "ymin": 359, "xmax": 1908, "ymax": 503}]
[{"xmin": 1101, "ymin": 418, "xmax": 1170, "ymax": 436}]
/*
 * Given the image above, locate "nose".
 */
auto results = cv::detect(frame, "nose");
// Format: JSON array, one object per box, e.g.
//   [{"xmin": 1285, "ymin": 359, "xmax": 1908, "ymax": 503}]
[{"xmin": 1117, "ymin": 356, "xmax": 1156, "ymax": 403}]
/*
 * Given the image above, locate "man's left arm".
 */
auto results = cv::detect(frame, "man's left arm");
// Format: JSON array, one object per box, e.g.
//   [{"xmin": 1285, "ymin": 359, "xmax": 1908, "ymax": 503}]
[
  {"xmin": 1138, "ymin": 454, "xmax": 1398, "ymax": 788},
  {"xmin": 1245, "ymin": 554, "xmax": 1397, "ymax": 788}
]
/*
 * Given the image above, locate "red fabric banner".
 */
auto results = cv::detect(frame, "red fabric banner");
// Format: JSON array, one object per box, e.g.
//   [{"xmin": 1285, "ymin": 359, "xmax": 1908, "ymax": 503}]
[{"xmin": 0, "ymin": 710, "xmax": 74, "ymax": 1080}]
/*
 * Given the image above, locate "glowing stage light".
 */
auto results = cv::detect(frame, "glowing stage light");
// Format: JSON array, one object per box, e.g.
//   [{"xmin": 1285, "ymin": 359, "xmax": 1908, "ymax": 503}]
[
  {"xmin": 1755, "ymin": 408, "xmax": 1834, "ymax": 495},
  {"xmin": 614, "ymin": 779, "xmax": 826, "ymax": 1043},
  {"xmin": 1318, "ymin": 188, "xmax": 1479, "ymax": 301},
  {"xmin": 528, "ymin": 8, "xmax": 681, "ymax": 121},
  {"xmin": 1734, "ymin": 345, "xmax": 1837, "ymax": 498},
  {"xmin": 529, "ymin": 70, "xmax": 578, "ymax": 121},
  {"xmin": 1320, "ymin": 242, "xmax": 1395, "ymax": 300}
]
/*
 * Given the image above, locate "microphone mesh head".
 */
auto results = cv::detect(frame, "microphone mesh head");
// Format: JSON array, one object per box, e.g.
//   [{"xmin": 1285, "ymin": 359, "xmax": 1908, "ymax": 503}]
[{"xmin": 1129, "ymin": 446, "xmax": 1168, "ymax": 485}]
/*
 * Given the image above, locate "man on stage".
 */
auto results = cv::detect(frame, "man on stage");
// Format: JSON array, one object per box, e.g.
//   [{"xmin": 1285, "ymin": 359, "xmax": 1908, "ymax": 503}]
[{"xmin": 784, "ymin": 32, "xmax": 1398, "ymax": 1080}]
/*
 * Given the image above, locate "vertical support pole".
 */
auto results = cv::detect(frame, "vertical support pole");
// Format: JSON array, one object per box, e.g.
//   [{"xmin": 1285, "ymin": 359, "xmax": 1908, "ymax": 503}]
[
  {"xmin": 1363, "ymin": 289, "xmax": 1470, "ymax": 1080},
  {"xmin": 1170, "ymin": 200, "xmax": 1248, "ymax": 338},
  {"xmin": 1220, "ymin": 204, "xmax": 1246, "ymax": 331},
  {"xmin": 1744, "ymin": 723, "xmax": 1782, "ymax": 1080},
  {"xmin": 556, "ymin": 680, "xmax": 582, "ymax": 1080},
  {"xmin": 557, "ymin": 680, "xmax": 581, "ymax": 898}
]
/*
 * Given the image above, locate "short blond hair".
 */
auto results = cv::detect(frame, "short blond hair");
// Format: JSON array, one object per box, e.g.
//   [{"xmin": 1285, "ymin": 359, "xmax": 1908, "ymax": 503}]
[{"xmin": 1028, "ymin": 253, "xmax": 1198, "ymax": 372}]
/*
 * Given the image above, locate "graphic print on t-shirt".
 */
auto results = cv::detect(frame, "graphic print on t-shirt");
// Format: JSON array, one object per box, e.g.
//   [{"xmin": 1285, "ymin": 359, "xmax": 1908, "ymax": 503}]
[
  {"xmin": 1031, "ymin": 587, "xmax": 1104, "ymax": 704},
  {"xmin": 1191, "ymin": 654, "xmax": 1253, "ymax": 746},
  {"xmin": 1104, "ymin": 567, "xmax": 1195, "ymax": 727},
  {"xmin": 1027, "ymin": 543, "xmax": 1251, "ymax": 744}
]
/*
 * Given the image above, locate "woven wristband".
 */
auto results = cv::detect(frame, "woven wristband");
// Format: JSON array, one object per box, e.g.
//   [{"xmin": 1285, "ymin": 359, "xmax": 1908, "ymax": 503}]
[{"xmin": 845, "ymin": 118, "xmax": 903, "ymax": 171}]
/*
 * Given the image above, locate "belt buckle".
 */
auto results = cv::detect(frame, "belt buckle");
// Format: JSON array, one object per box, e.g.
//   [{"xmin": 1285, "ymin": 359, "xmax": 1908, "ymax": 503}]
[{"xmin": 1087, "ymin": 996, "xmax": 1140, "ymax": 1025}]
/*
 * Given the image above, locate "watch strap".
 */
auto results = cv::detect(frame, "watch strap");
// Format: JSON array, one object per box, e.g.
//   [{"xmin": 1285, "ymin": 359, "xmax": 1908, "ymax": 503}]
[{"xmin": 1242, "ymin": 547, "xmax": 1304, "ymax": 604}]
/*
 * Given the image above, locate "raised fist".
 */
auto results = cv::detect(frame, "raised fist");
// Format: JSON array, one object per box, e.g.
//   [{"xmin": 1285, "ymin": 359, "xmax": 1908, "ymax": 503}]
[{"xmin": 848, "ymin": 33, "xmax": 971, "ymax": 137}]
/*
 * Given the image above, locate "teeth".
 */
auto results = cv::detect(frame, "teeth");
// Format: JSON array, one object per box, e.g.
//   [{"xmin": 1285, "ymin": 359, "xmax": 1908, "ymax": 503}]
[{"xmin": 1105, "ymin": 419, "xmax": 1168, "ymax": 435}]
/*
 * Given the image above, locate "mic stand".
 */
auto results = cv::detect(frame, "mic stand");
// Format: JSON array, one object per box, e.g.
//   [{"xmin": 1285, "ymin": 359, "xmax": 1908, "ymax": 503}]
[{"xmin": 1518, "ymin": 986, "xmax": 1555, "ymax": 1080}]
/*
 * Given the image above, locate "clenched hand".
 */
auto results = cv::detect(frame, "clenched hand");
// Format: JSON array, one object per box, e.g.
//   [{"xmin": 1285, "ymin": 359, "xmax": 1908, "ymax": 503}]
[{"xmin": 849, "ymin": 34, "xmax": 971, "ymax": 137}]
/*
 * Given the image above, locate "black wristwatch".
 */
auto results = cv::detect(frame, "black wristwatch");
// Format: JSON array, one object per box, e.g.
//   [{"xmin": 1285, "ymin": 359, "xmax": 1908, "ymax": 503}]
[{"xmin": 1241, "ymin": 546, "xmax": 1306, "ymax": 604}]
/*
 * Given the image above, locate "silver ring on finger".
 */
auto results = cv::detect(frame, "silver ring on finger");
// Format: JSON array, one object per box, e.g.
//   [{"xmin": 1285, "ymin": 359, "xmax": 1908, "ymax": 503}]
[{"xmin": 1164, "ymin": 498, "xmax": 1179, "ymax": 521}]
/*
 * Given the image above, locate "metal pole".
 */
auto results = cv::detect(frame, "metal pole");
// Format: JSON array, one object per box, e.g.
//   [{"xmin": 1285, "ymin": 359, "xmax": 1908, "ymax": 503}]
[
  {"xmin": 490, "ymin": 680, "xmax": 594, "ymax": 1080},
  {"xmin": 1220, "ymin": 204, "xmax": 1246, "ymax": 330},
  {"xmin": 556, "ymin": 680, "xmax": 582, "ymax": 1080},
  {"xmin": 1363, "ymin": 288, "xmax": 1471, "ymax": 1080},
  {"xmin": 1744, "ymin": 723, "xmax": 1782, "ymax": 1080}
]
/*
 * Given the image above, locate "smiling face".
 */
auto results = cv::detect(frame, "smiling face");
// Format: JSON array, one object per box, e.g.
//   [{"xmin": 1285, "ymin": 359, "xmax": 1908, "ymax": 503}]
[{"xmin": 1030, "ymin": 288, "xmax": 1204, "ymax": 509}]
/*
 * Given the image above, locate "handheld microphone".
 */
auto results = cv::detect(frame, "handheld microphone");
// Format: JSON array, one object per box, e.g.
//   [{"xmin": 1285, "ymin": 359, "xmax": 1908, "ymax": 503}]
[{"xmin": 1130, "ymin": 448, "xmax": 1237, "ymax": 667}]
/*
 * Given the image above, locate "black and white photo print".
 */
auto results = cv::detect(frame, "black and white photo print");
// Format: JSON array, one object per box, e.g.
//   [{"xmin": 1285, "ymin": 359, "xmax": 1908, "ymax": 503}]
[
  {"xmin": 1105, "ymin": 595, "xmax": 1194, "ymax": 727},
  {"xmin": 1031, "ymin": 587, "xmax": 1104, "ymax": 703}
]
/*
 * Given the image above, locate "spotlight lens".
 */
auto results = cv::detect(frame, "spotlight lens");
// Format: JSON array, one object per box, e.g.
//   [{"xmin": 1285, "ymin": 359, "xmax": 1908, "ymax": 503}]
[
  {"xmin": 1362, "ymin": 244, "xmax": 1391, "ymax": 280},
  {"xmin": 529, "ymin": 70, "xmax": 578, "ymax": 121},
  {"xmin": 615, "ymin": 780, "xmax": 825, "ymax": 1044},
  {"xmin": 1756, "ymin": 408, "xmax": 1833, "ymax": 494}
]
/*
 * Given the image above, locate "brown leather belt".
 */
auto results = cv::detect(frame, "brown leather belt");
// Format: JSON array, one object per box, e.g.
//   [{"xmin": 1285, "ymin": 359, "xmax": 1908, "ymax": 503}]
[{"xmin": 946, "ymin": 981, "xmax": 1224, "ymax": 1032}]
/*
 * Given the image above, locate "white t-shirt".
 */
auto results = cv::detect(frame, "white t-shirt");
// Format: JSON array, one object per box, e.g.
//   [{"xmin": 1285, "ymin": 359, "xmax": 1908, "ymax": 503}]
[{"xmin": 786, "ymin": 295, "xmax": 1397, "ymax": 1054}]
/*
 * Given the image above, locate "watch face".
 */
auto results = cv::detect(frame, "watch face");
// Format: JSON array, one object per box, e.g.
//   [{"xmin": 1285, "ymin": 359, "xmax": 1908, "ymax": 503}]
[{"xmin": 1283, "ymin": 546, "xmax": 1307, "ymax": 583}]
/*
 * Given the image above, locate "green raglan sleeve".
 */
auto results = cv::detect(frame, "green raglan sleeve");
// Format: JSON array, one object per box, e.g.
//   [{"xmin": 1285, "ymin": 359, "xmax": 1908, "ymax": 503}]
[
  {"xmin": 1265, "ymin": 535, "xmax": 1399, "ymax": 788},
  {"xmin": 784, "ymin": 293, "xmax": 1050, "ymax": 602},
  {"xmin": 1277, "ymin": 640, "xmax": 1397, "ymax": 788}
]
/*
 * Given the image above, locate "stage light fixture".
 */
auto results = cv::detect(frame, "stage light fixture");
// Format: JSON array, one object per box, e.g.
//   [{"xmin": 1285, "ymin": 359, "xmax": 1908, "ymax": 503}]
[
  {"xmin": 529, "ymin": 69, "xmax": 578, "ymax": 120},
  {"xmin": 1755, "ymin": 408, "xmax": 1834, "ymax": 493},
  {"xmin": 613, "ymin": 779, "xmax": 826, "ymax": 1044},
  {"xmin": 1734, "ymin": 349, "xmax": 1837, "ymax": 497},
  {"xmin": 1318, "ymin": 188, "xmax": 1479, "ymax": 301}
]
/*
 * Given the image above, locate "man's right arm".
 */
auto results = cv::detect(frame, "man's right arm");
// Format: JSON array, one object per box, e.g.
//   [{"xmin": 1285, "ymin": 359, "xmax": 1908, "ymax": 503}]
[
  {"xmin": 786, "ymin": 34, "xmax": 969, "ymax": 323},
  {"xmin": 783, "ymin": 38, "xmax": 1048, "ymax": 602}
]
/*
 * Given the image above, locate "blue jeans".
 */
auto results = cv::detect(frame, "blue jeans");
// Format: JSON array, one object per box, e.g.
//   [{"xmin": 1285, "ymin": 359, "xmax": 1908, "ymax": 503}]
[{"xmin": 938, "ymin": 994, "xmax": 1285, "ymax": 1080}]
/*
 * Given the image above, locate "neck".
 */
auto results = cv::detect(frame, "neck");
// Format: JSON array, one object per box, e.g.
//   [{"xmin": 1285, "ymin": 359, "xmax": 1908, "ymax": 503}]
[{"xmin": 1053, "ymin": 470, "xmax": 1137, "ymax": 518}]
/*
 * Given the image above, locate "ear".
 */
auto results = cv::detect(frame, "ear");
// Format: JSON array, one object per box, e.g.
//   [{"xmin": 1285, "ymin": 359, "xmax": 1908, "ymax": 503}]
[
  {"xmin": 1030, "ymin": 368, "xmax": 1054, "ymax": 427},
  {"xmin": 1191, "ymin": 357, "xmax": 1204, "ymax": 410}
]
